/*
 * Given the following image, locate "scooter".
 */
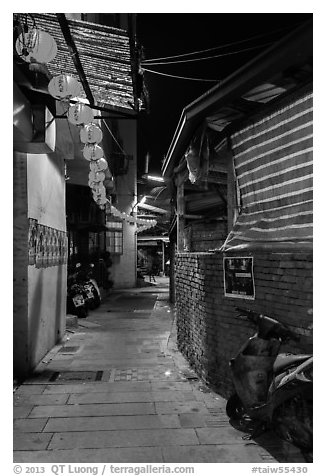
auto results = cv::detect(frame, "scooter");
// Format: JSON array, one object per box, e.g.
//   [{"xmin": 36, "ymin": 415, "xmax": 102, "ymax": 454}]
[
  {"xmin": 66, "ymin": 272, "xmax": 88, "ymax": 319},
  {"xmin": 75, "ymin": 262, "xmax": 101, "ymax": 310},
  {"xmin": 226, "ymin": 307, "xmax": 313, "ymax": 461}
]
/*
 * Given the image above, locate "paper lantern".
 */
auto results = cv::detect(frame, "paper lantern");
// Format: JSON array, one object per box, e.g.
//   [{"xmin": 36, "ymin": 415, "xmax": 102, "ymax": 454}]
[
  {"xmin": 15, "ymin": 29, "xmax": 57, "ymax": 63},
  {"xmin": 89, "ymin": 158, "xmax": 108, "ymax": 172},
  {"xmin": 92, "ymin": 183, "xmax": 106, "ymax": 195},
  {"xmin": 68, "ymin": 103, "xmax": 94, "ymax": 125},
  {"xmin": 80, "ymin": 123, "xmax": 103, "ymax": 144},
  {"xmin": 88, "ymin": 171, "xmax": 106, "ymax": 183},
  {"xmin": 83, "ymin": 144, "xmax": 104, "ymax": 161},
  {"xmin": 96, "ymin": 196, "xmax": 108, "ymax": 206},
  {"xmin": 48, "ymin": 75, "xmax": 82, "ymax": 99}
]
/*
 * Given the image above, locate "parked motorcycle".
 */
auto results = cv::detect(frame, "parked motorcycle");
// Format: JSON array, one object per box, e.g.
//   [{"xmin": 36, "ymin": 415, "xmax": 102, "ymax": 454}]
[
  {"xmin": 66, "ymin": 272, "xmax": 88, "ymax": 319},
  {"xmin": 226, "ymin": 307, "xmax": 313, "ymax": 461},
  {"xmin": 75, "ymin": 262, "xmax": 101, "ymax": 310}
]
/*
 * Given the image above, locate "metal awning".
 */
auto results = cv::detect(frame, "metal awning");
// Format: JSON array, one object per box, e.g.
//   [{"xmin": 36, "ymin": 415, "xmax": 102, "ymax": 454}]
[{"xmin": 19, "ymin": 13, "xmax": 136, "ymax": 114}]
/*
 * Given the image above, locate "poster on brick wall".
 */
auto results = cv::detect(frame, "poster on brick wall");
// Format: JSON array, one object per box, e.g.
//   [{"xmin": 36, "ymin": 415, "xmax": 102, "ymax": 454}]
[{"xmin": 223, "ymin": 256, "xmax": 255, "ymax": 300}]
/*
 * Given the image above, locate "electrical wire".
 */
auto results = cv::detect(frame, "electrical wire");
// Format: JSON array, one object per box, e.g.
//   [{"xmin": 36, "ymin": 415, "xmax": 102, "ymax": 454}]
[
  {"xmin": 141, "ymin": 67, "xmax": 220, "ymax": 82},
  {"xmin": 140, "ymin": 21, "xmax": 304, "ymax": 64},
  {"xmin": 141, "ymin": 42, "xmax": 273, "ymax": 66},
  {"xmin": 102, "ymin": 120, "xmax": 127, "ymax": 155}
]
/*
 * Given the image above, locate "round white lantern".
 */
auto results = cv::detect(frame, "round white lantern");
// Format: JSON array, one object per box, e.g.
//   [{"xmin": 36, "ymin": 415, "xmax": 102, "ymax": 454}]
[
  {"xmin": 48, "ymin": 75, "xmax": 82, "ymax": 99},
  {"xmin": 88, "ymin": 171, "xmax": 106, "ymax": 183},
  {"xmin": 83, "ymin": 144, "xmax": 104, "ymax": 161},
  {"xmin": 96, "ymin": 196, "xmax": 108, "ymax": 206},
  {"xmin": 80, "ymin": 123, "xmax": 103, "ymax": 144},
  {"xmin": 89, "ymin": 158, "xmax": 108, "ymax": 172},
  {"xmin": 15, "ymin": 29, "xmax": 57, "ymax": 63},
  {"xmin": 92, "ymin": 182, "xmax": 106, "ymax": 195},
  {"xmin": 68, "ymin": 103, "xmax": 94, "ymax": 125}
]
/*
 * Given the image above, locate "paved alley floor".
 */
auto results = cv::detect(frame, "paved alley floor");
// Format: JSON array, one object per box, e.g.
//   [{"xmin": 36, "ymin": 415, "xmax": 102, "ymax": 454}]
[{"xmin": 13, "ymin": 278, "xmax": 306, "ymax": 463}]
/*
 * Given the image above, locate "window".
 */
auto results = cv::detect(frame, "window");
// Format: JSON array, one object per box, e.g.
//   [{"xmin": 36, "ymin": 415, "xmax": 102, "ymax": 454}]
[{"xmin": 106, "ymin": 220, "xmax": 123, "ymax": 254}]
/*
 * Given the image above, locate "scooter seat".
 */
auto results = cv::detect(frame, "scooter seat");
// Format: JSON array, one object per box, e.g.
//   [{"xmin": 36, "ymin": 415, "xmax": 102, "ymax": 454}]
[{"xmin": 273, "ymin": 354, "xmax": 311, "ymax": 374}]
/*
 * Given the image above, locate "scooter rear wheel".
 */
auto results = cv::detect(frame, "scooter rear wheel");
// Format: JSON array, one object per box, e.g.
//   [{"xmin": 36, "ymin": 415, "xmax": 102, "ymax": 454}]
[{"xmin": 226, "ymin": 393, "xmax": 245, "ymax": 420}]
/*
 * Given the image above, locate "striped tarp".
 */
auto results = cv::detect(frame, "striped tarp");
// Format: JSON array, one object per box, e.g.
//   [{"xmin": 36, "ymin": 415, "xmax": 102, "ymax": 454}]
[{"xmin": 221, "ymin": 91, "xmax": 313, "ymax": 251}]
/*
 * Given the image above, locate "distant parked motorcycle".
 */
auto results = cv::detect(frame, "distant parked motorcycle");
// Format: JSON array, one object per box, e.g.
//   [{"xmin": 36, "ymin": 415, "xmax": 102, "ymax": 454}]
[
  {"xmin": 66, "ymin": 272, "xmax": 88, "ymax": 319},
  {"xmin": 75, "ymin": 262, "xmax": 101, "ymax": 310},
  {"xmin": 226, "ymin": 307, "xmax": 313, "ymax": 461}
]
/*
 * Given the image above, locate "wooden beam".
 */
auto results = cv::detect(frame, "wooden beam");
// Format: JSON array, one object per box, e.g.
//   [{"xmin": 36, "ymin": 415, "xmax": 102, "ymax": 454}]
[
  {"xmin": 177, "ymin": 183, "xmax": 185, "ymax": 252},
  {"xmin": 56, "ymin": 13, "xmax": 95, "ymax": 105}
]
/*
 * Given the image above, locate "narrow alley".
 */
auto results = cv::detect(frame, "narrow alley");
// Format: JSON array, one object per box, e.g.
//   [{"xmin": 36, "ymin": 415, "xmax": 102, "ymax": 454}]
[{"xmin": 13, "ymin": 278, "xmax": 305, "ymax": 464}]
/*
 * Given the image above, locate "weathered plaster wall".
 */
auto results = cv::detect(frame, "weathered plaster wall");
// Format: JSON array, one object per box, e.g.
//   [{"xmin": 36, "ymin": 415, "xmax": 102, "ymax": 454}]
[
  {"xmin": 110, "ymin": 119, "xmax": 137, "ymax": 288},
  {"xmin": 175, "ymin": 250, "xmax": 313, "ymax": 398},
  {"xmin": 27, "ymin": 153, "xmax": 67, "ymax": 370},
  {"xmin": 13, "ymin": 151, "xmax": 29, "ymax": 377}
]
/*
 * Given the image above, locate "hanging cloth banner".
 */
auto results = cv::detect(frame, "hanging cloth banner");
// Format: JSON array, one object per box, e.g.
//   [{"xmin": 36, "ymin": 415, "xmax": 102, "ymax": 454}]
[
  {"xmin": 221, "ymin": 91, "xmax": 313, "ymax": 251},
  {"xmin": 185, "ymin": 126, "xmax": 210, "ymax": 185}
]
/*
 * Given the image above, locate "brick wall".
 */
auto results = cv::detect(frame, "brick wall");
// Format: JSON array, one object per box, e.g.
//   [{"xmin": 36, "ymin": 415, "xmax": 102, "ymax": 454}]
[
  {"xmin": 175, "ymin": 250, "xmax": 313, "ymax": 398},
  {"xmin": 185, "ymin": 221, "xmax": 227, "ymax": 252}
]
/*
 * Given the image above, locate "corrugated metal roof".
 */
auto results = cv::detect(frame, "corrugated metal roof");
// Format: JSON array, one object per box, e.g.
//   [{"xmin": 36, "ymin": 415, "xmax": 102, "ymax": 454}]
[{"xmin": 22, "ymin": 13, "xmax": 135, "ymax": 111}]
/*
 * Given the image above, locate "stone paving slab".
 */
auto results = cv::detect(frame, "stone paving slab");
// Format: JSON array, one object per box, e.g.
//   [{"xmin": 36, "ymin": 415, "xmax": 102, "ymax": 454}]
[
  {"xmin": 29, "ymin": 402, "xmax": 156, "ymax": 418},
  {"xmin": 14, "ymin": 394, "xmax": 69, "ymax": 406},
  {"xmin": 155, "ymin": 401, "xmax": 210, "ymax": 414},
  {"xmin": 196, "ymin": 426, "xmax": 254, "ymax": 445},
  {"xmin": 48, "ymin": 428, "xmax": 199, "ymax": 450},
  {"xmin": 43, "ymin": 414, "xmax": 181, "ymax": 432},
  {"xmin": 43, "ymin": 382, "xmax": 152, "ymax": 394},
  {"xmin": 161, "ymin": 444, "xmax": 276, "ymax": 463},
  {"xmin": 178, "ymin": 413, "xmax": 209, "ymax": 428},
  {"xmin": 13, "ymin": 432, "xmax": 53, "ymax": 451},
  {"xmin": 13, "ymin": 418, "xmax": 48, "ymax": 433},
  {"xmin": 67, "ymin": 391, "xmax": 196, "ymax": 404},
  {"xmin": 14, "ymin": 384, "xmax": 47, "ymax": 395},
  {"xmin": 13, "ymin": 406, "xmax": 34, "ymax": 418},
  {"xmin": 14, "ymin": 447, "xmax": 164, "ymax": 463}
]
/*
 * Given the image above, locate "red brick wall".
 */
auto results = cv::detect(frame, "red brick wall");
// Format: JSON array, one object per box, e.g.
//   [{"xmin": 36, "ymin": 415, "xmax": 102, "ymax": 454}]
[{"xmin": 175, "ymin": 250, "xmax": 313, "ymax": 397}]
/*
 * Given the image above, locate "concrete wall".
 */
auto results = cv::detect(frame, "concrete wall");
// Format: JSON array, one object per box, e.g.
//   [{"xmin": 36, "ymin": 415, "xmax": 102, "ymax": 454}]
[
  {"xmin": 27, "ymin": 153, "xmax": 67, "ymax": 369},
  {"xmin": 13, "ymin": 149, "xmax": 67, "ymax": 378},
  {"xmin": 13, "ymin": 152, "xmax": 29, "ymax": 376},
  {"xmin": 175, "ymin": 250, "xmax": 313, "ymax": 398},
  {"xmin": 110, "ymin": 119, "xmax": 137, "ymax": 288}
]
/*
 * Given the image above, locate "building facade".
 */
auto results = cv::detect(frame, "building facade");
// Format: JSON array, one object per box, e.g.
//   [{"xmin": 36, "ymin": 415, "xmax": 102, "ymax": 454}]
[
  {"xmin": 162, "ymin": 20, "xmax": 313, "ymax": 397},
  {"xmin": 13, "ymin": 13, "xmax": 144, "ymax": 378}
]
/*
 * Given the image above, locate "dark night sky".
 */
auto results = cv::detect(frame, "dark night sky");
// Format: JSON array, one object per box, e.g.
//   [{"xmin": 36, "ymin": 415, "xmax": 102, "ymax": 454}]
[{"xmin": 136, "ymin": 13, "xmax": 312, "ymax": 174}]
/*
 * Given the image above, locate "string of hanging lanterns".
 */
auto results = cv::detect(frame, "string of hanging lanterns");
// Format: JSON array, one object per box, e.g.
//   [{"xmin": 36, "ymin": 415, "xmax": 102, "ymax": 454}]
[
  {"xmin": 47, "ymin": 73, "xmax": 110, "ymax": 210},
  {"xmin": 110, "ymin": 206, "xmax": 157, "ymax": 232},
  {"xmin": 14, "ymin": 21, "xmax": 156, "ymax": 232}
]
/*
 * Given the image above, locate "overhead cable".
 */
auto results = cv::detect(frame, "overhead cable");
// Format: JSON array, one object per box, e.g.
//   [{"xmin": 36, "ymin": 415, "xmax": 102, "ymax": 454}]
[
  {"xmin": 141, "ymin": 67, "xmax": 220, "ymax": 82},
  {"xmin": 140, "ymin": 22, "xmax": 303, "ymax": 64},
  {"xmin": 102, "ymin": 120, "xmax": 127, "ymax": 155},
  {"xmin": 141, "ymin": 42, "xmax": 273, "ymax": 66}
]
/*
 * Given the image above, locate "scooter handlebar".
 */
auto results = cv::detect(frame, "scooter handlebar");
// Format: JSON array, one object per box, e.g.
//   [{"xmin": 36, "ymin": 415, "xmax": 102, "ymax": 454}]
[
  {"xmin": 235, "ymin": 307, "xmax": 260, "ymax": 323},
  {"xmin": 235, "ymin": 307, "xmax": 300, "ymax": 342}
]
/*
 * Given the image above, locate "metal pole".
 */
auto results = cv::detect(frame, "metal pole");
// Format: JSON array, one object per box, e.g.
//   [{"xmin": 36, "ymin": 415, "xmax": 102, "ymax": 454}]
[{"xmin": 162, "ymin": 240, "xmax": 165, "ymax": 276}]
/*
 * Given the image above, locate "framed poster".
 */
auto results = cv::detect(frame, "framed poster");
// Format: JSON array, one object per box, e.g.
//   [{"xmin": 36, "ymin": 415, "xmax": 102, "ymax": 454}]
[{"xmin": 223, "ymin": 256, "xmax": 255, "ymax": 300}]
